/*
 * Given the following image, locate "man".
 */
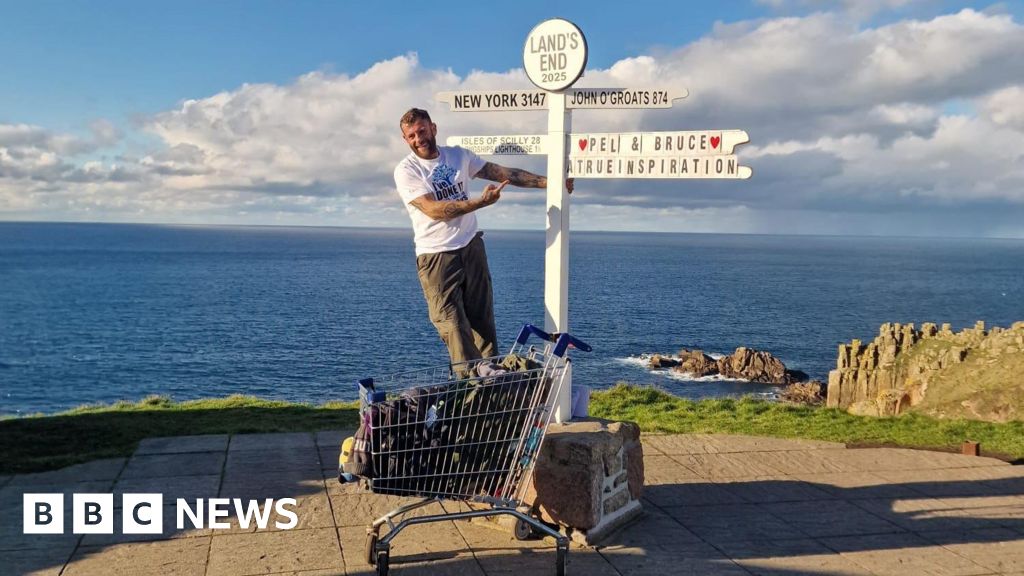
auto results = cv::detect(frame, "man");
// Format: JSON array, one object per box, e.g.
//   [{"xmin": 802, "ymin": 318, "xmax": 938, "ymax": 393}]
[{"xmin": 393, "ymin": 107, "xmax": 572, "ymax": 367}]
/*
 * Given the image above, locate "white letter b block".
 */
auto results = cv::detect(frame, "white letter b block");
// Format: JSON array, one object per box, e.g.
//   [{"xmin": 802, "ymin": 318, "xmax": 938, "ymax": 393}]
[
  {"xmin": 24, "ymin": 494, "xmax": 64, "ymax": 534},
  {"xmin": 73, "ymin": 494, "xmax": 113, "ymax": 534}
]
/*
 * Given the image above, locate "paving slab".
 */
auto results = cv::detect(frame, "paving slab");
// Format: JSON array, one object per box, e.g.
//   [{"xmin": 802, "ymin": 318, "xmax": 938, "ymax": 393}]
[
  {"xmin": 642, "ymin": 433, "xmax": 722, "ymax": 455},
  {"xmin": 315, "ymin": 429, "xmax": 354, "ymax": 449},
  {"xmin": 339, "ymin": 521, "xmax": 476, "ymax": 574},
  {"xmin": 874, "ymin": 468, "xmax": 1012, "ymax": 498},
  {"xmin": 207, "ymin": 527, "xmax": 344, "ymax": 576},
  {"xmin": 932, "ymin": 494, "xmax": 1024, "ymax": 532},
  {"xmin": 921, "ymin": 528, "xmax": 1024, "ymax": 574},
  {"xmin": 745, "ymin": 448, "xmax": 857, "ymax": 475},
  {"xmin": 7, "ymin": 458, "xmax": 126, "ymax": 486},
  {"xmin": 229, "ymin": 432, "xmax": 316, "ymax": 452},
  {"xmin": 821, "ymin": 532, "xmax": 993, "ymax": 576},
  {"xmin": 224, "ymin": 446, "xmax": 321, "ymax": 478},
  {"xmin": 714, "ymin": 475, "xmax": 836, "ymax": 503},
  {"xmin": 330, "ymin": 492, "xmax": 435, "ymax": 528},
  {"xmin": 642, "ymin": 455, "xmax": 702, "ymax": 484},
  {"xmin": 795, "ymin": 471, "xmax": 928, "ymax": 500},
  {"xmin": 64, "ymin": 537, "xmax": 211, "ymax": 576},
  {"xmin": 851, "ymin": 496, "xmax": 1005, "ymax": 533},
  {"xmin": 761, "ymin": 499, "xmax": 906, "ymax": 538},
  {"xmin": 642, "ymin": 477, "xmax": 746, "ymax": 507},
  {"xmin": 222, "ymin": 465, "xmax": 325, "ymax": 491},
  {"xmin": 111, "ymin": 474, "xmax": 222, "ymax": 507},
  {"xmin": 474, "ymin": 546, "xmax": 616, "ymax": 576},
  {"xmin": 79, "ymin": 504, "xmax": 212, "ymax": 546},
  {"xmin": 319, "ymin": 447, "xmax": 341, "ymax": 473},
  {"xmin": 135, "ymin": 434, "xmax": 229, "ymax": 455},
  {"xmin": 0, "ymin": 480, "xmax": 115, "ymax": 510},
  {"xmin": 671, "ymin": 452, "xmax": 782, "ymax": 478},
  {"xmin": 0, "ymin": 542, "xmax": 79, "ymax": 576},
  {"xmin": 639, "ymin": 436, "xmax": 666, "ymax": 455},
  {"xmin": 352, "ymin": 556, "xmax": 482, "ymax": 576},
  {"xmin": 662, "ymin": 503, "xmax": 807, "ymax": 544},
  {"xmin": 644, "ymin": 433, "xmax": 843, "ymax": 455},
  {"xmin": 121, "ymin": 452, "xmax": 225, "ymax": 479},
  {"xmin": 699, "ymin": 434, "xmax": 844, "ymax": 453},
  {"xmin": 6, "ymin": 431, "xmax": 1022, "ymax": 575},
  {"xmin": 220, "ymin": 470, "xmax": 325, "ymax": 502},
  {"xmin": 0, "ymin": 482, "xmax": 110, "ymax": 551},
  {"xmin": 222, "ymin": 493, "xmax": 335, "ymax": 533},
  {"xmin": 593, "ymin": 507, "xmax": 704, "ymax": 547},
  {"xmin": 714, "ymin": 537, "xmax": 875, "ymax": 576},
  {"xmin": 599, "ymin": 541, "xmax": 752, "ymax": 576}
]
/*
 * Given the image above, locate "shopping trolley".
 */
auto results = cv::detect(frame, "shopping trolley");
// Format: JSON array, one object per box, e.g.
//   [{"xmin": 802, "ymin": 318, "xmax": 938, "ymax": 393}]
[{"xmin": 345, "ymin": 324, "xmax": 591, "ymax": 576}]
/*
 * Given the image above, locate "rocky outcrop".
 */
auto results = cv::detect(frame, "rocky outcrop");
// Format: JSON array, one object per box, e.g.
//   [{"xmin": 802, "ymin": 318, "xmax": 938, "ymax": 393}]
[
  {"xmin": 717, "ymin": 347, "xmax": 790, "ymax": 383},
  {"xmin": 678, "ymin": 349, "xmax": 719, "ymax": 377},
  {"xmin": 828, "ymin": 321, "xmax": 1024, "ymax": 422},
  {"xmin": 647, "ymin": 347, "xmax": 805, "ymax": 385}
]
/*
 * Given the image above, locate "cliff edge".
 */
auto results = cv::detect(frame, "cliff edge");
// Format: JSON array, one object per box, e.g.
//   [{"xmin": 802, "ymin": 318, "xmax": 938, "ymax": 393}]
[{"xmin": 827, "ymin": 321, "xmax": 1024, "ymax": 422}]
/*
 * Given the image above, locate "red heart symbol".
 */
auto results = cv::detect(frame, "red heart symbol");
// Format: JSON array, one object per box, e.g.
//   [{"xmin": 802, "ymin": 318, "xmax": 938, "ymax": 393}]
[
  {"xmin": 578, "ymin": 139, "xmax": 587, "ymax": 151},
  {"xmin": 710, "ymin": 136, "xmax": 721, "ymax": 149}
]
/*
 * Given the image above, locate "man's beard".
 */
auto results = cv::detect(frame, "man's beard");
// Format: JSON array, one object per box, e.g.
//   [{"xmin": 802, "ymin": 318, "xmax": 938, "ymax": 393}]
[{"xmin": 411, "ymin": 137, "xmax": 438, "ymax": 159}]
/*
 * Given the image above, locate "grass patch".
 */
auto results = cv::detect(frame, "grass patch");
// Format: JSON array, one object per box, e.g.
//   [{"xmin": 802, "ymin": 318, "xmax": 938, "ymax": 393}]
[
  {"xmin": 590, "ymin": 384, "xmax": 1024, "ymax": 461},
  {"xmin": 0, "ymin": 395, "xmax": 359, "ymax": 474},
  {"xmin": 4, "ymin": 385, "xmax": 1022, "ymax": 475}
]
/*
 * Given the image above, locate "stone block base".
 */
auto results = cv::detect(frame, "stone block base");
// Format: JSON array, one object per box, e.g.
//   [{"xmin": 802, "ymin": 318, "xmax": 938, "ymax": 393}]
[{"xmin": 527, "ymin": 418, "xmax": 645, "ymax": 545}]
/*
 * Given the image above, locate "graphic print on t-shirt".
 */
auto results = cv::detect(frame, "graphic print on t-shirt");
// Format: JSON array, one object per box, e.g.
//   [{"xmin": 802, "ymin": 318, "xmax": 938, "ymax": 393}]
[{"xmin": 429, "ymin": 162, "xmax": 467, "ymax": 202}]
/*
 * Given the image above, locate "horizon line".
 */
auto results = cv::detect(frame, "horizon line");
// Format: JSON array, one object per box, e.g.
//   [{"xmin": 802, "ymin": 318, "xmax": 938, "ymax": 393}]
[{"xmin": 1, "ymin": 219, "xmax": 1022, "ymax": 242}]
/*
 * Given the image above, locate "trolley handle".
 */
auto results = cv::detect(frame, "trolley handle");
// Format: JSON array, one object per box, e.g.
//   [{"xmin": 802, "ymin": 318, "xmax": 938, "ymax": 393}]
[
  {"xmin": 553, "ymin": 333, "xmax": 592, "ymax": 357},
  {"xmin": 515, "ymin": 324, "xmax": 592, "ymax": 357},
  {"xmin": 515, "ymin": 324, "xmax": 554, "ymax": 346}
]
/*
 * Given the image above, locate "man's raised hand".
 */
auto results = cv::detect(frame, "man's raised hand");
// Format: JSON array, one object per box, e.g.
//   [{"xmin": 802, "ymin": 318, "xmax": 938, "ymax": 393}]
[{"xmin": 480, "ymin": 180, "xmax": 508, "ymax": 206}]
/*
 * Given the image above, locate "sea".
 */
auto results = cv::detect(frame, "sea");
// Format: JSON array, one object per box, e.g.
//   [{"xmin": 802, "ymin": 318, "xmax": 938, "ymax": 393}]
[{"xmin": 1, "ymin": 222, "xmax": 1022, "ymax": 417}]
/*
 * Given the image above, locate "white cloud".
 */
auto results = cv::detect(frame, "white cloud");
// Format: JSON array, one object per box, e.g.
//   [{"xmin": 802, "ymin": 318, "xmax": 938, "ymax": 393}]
[{"xmin": 2, "ymin": 9, "xmax": 1024, "ymax": 235}]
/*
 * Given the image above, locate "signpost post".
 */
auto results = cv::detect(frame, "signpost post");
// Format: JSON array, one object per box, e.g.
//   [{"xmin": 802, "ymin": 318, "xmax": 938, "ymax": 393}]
[
  {"xmin": 523, "ymin": 18, "xmax": 586, "ymax": 424},
  {"xmin": 437, "ymin": 18, "xmax": 752, "ymax": 423}
]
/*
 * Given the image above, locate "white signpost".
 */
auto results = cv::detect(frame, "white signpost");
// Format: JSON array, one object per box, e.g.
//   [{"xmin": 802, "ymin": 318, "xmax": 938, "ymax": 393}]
[{"xmin": 437, "ymin": 19, "xmax": 752, "ymax": 422}]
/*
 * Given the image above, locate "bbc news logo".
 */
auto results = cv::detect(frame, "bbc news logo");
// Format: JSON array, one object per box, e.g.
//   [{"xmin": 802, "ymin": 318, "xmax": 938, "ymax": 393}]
[{"xmin": 24, "ymin": 494, "xmax": 298, "ymax": 534}]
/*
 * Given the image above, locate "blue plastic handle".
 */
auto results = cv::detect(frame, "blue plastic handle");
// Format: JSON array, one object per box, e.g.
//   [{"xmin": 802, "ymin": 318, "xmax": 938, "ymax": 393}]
[
  {"xmin": 553, "ymin": 333, "xmax": 593, "ymax": 357},
  {"xmin": 515, "ymin": 324, "xmax": 592, "ymax": 357},
  {"xmin": 515, "ymin": 324, "xmax": 555, "ymax": 346}
]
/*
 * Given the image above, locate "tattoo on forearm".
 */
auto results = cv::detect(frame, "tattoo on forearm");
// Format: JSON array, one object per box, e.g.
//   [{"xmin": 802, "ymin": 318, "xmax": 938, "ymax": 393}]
[
  {"xmin": 505, "ymin": 168, "xmax": 545, "ymax": 188},
  {"xmin": 478, "ymin": 162, "xmax": 545, "ymax": 188},
  {"xmin": 412, "ymin": 197, "xmax": 475, "ymax": 220},
  {"xmin": 442, "ymin": 202, "xmax": 469, "ymax": 219}
]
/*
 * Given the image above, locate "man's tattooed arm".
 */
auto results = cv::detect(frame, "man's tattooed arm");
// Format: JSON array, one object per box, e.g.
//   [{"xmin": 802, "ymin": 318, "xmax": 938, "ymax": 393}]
[{"xmin": 408, "ymin": 181, "xmax": 507, "ymax": 221}]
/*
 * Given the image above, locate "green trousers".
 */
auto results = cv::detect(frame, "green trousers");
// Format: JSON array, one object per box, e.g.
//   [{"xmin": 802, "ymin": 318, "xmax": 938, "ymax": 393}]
[{"xmin": 415, "ymin": 232, "xmax": 498, "ymax": 366}]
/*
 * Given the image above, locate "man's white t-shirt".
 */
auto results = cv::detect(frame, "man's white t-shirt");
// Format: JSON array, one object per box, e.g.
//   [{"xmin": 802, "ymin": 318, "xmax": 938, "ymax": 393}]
[{"xmin": 394, "ymin": 146, "xmax": 487, "ymax": 256}]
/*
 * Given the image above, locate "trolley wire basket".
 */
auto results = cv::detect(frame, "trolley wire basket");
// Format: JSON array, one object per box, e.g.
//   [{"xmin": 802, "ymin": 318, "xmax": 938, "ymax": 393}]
[{"xmin": 343, "ymin": 324, "xmax": 591, "ymax": 575}]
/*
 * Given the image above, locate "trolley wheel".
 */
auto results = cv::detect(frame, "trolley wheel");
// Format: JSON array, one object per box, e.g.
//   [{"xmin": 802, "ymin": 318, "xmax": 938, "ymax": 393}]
[
  {"xmin": 375, "ymin": 551, "xmax": 390, "ymax": 576},
  {"xmin": 556, "ymin": 546, "xmax": 567, "ymax": 576},
  {"xmin": 365, "ymin": 532, "xmax": 378, "ymax": 566},
  {"xmin": 514, "ymin": 518, "xmax": 536, "ymax": 541}
]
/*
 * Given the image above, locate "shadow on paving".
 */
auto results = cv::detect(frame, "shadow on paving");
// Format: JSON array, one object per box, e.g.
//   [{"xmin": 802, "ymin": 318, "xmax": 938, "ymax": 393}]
[
  {"xmin": 0, "ymin": 406, "xmax": 361, "ymax": 475},
  {"xmin": 0, "ymin": 432, "xmax": 335, "ymax": 576},
  {"xmin": 5, "ymin": 458, "xmax": 1024, "ymax": 574},
  {"xmin": 638, "ymin": 474, "xmax": 1024, "ymax": 575}
]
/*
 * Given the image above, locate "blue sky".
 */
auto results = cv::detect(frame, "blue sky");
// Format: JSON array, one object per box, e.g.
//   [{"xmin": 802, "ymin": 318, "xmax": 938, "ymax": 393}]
[{"xmin": 2, "ymin": 1, "xmax": 1024, "ymax": 236}]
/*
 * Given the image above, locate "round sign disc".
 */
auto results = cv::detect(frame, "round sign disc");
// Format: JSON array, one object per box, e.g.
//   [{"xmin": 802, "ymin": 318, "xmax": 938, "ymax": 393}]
[{"xmin": 523, "ymin": 19, "xmax": 588, "ymax": 92}]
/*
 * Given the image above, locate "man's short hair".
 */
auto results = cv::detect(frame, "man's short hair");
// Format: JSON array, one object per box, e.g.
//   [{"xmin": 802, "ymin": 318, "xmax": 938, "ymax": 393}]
[{"xmin": 400, "ymin": 108, "xmax": 431, "ymax": 127}]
